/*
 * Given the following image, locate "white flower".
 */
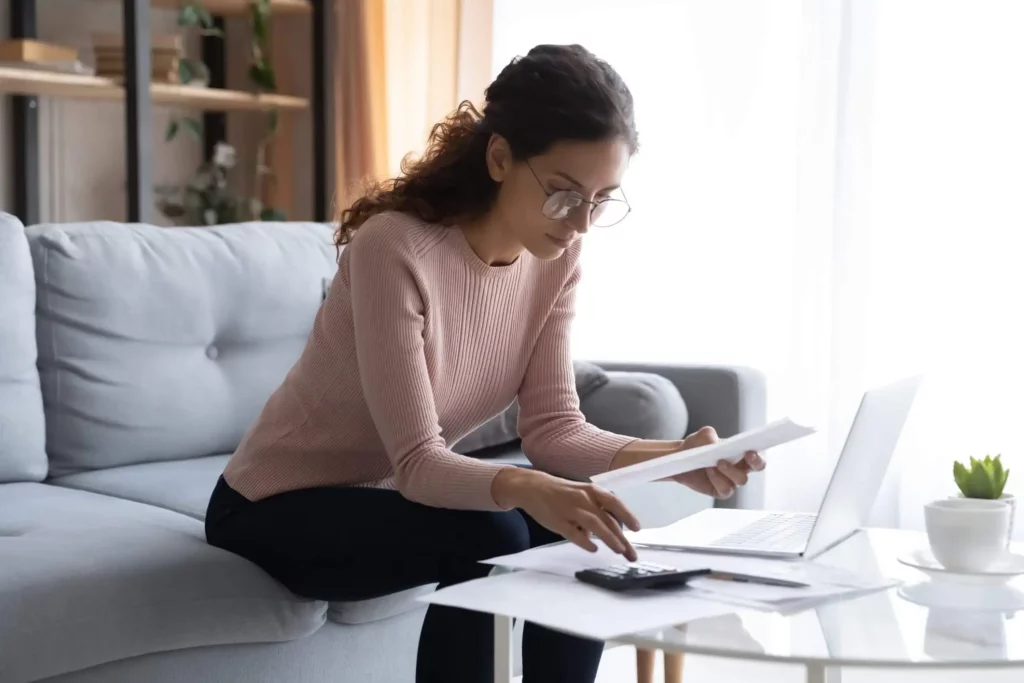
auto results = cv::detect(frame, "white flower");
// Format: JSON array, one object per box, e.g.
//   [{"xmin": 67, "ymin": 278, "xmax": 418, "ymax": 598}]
[{"xmin": 212, "ymin": 142, "xmax": 236, "ymax": 169}]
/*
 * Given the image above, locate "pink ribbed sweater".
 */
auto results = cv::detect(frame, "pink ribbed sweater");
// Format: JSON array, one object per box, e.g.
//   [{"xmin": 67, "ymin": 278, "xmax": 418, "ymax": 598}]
[{"xmin": 223, "ymin": 211, "xmax": 636, "ymax": 511}]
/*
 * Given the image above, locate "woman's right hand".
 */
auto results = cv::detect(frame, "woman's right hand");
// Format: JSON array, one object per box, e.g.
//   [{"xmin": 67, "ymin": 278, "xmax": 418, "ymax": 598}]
[{"xmin": 492, "ymin": 468, "xmax": 641, "ymax": 561}]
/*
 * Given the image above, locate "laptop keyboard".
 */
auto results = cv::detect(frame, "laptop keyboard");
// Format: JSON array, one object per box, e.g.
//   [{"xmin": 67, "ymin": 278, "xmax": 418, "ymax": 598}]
[{"xmin": 707, "ymin": 513, "xmax": 817, "ymax": 554}]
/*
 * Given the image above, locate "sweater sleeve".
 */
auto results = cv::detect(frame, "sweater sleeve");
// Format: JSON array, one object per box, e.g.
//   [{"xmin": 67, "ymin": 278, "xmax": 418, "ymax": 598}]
[
  {"xmin": 348, "ymin": 218, "xmax": 510, "ymax": 510},
  {"xmin": 516, "ymin": 260, "xmax": 638, "ymax": 480}
]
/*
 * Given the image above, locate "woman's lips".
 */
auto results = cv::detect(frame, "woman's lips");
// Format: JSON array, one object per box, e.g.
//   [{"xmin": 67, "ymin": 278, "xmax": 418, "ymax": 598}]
[{"xmin": 546, "ymin": 234, "xmax": 573, "ymax": 248}]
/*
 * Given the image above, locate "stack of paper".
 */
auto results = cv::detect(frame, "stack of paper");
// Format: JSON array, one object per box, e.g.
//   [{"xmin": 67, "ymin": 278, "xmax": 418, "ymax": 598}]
[
  {"xmin": 420, "ymin": 569, "xmax": 740, "ymax": 641},
  {"xmin": 481, "ymin": 541, "xmax": 897, "ymax": 615}
]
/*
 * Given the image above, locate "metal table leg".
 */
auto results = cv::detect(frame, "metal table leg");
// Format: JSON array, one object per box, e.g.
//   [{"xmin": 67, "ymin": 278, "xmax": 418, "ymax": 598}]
[
  {"xmin": 806, "ymin": 663, "xmax": 841, "ymax": 683},
  {"xmin": 494, "ymin": 614, "xmax": 514, "ymax": 683}
]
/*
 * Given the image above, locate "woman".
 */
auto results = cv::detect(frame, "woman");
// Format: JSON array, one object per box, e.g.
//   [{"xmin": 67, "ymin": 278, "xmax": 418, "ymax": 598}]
[{"xmin": 206, "ymin": 43, "xmax": 764, "ymax": 683}]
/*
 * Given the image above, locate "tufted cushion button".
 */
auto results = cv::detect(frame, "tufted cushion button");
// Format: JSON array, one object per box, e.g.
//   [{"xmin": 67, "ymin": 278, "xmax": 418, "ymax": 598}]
[{"xmin": 205, "ymin": 345, "xmax": 219, "ymax": 360}]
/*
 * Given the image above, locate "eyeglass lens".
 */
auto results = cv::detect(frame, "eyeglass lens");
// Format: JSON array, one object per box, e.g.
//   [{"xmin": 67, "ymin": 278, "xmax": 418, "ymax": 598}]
[{"xmin": 542, "ymin": 191, "xmax": 629, "ymax": 227}]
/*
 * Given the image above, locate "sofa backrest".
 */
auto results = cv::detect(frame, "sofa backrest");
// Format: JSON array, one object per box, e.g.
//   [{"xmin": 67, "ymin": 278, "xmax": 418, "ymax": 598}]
[
  {"xmin": 26, "ymin": 220, "xmax": 338, "ymax": 477},
  {"xmin": 0, "ymin": 212, "xmax": 48, "ymax": 482}
]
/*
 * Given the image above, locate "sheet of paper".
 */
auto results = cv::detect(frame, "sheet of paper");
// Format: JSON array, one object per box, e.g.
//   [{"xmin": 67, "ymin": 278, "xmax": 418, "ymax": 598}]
[
  {"xmin": 590, "ymin": 418, "xmax": 816, "ymax": 491},
  {"xmin": 480, "ymin": 541, "xmax": 898, "ymax": 614},
  {"xmin": 686, "ymin": 576, "xmax": 898, "ymax": 608},
  {"xmin": 483, "ymin": 541, "xmax": 714, "ymax": 578},
  {"xmin": 419, "ymin": 569, "xmax": 740, "ymax": 641},
  {"xmin": 483, "ymin": 539, "xmax": 878, "ymax": 587}
]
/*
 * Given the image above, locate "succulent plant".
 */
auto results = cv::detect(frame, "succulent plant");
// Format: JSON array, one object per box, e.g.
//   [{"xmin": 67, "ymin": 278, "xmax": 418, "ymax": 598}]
[{"xmin": 953, "ymin": 454, "xmax": 1010, "ymax": 500}]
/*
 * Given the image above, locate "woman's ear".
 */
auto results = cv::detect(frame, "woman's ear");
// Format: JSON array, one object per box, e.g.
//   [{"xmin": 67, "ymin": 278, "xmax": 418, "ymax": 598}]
[{"xmin": 485, "ymin": 134, "xmax": 512, "ymax": 182}]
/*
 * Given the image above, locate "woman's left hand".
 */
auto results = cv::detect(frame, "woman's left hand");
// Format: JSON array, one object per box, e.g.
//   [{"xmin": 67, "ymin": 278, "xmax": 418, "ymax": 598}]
[{"xmin": 671, "ymin": 426, "xmax": 766, "ymax": 500}]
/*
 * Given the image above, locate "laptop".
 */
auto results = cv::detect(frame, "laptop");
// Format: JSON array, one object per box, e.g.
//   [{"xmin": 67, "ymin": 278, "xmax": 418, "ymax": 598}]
[{"xmin": 631, "ymin": 375, "xmax": 922, "ymax": 560}]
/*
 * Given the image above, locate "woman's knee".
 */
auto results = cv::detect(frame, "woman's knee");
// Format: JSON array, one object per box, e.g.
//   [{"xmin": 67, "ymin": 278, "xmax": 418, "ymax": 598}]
[{"xmin": 454, "ymin": 508, "xmax": 531, "ymax": 563}]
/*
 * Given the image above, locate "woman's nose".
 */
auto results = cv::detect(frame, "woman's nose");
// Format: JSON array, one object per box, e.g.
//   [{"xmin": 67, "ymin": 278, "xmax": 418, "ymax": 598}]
[{"xmin": 568, "ymin": 208, "xmax": 591, "ymax": 234}]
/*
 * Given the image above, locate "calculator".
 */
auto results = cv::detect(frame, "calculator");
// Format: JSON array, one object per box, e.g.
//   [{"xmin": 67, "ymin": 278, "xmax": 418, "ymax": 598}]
[{"xmin": 574, "ymin": 562, "xmax": 711, "ymax": 592}]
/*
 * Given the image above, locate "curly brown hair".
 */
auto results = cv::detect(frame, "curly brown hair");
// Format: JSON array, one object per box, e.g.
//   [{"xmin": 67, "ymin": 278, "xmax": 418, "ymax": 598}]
[{"xmin": 334, "ymin": 44, "xmax": 638, "ymax": 249}]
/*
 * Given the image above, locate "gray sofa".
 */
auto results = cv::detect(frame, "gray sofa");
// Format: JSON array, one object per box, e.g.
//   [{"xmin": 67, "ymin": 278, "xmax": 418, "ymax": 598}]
[{"xmin": 0, "ymin": 211, "xmax": 767, "ymax": 683}]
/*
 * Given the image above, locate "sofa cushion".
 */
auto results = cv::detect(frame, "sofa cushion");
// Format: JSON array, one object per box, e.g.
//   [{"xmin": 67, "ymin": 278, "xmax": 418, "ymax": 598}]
[
  {"xmin": 328, "ymin": 584, "xmax": 434, "ymax": 625},
  {"xmin": 580, "ymin": 371, "xmax": 689, "ymax": 440},
  {"xmin": 0, "ymin": 213, "xmax": 47, "ymax": 483},
  {"xmin": 50, "ymin": 455, "xmax": 457, "ymax": 628},
  {"xmin": 455, "ymin": 369, "xmax": 688, "ymax": 456},
  {"xmin": 51, "ymin": 453, "xmax": 232, "ymax": 520},
  {"xmin": 26, "ymin": 220, "xmax": 338, "ymax": 476},
  {"xmin": 0, "ymin": 483, "xmax": 327, "ymax": 683}
]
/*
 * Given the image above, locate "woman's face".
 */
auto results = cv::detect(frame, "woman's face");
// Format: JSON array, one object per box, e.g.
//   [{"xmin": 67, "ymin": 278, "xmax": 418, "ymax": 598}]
[{"xmin": 486, "ymin": 136, "xmax": 631, "ymax": 260}]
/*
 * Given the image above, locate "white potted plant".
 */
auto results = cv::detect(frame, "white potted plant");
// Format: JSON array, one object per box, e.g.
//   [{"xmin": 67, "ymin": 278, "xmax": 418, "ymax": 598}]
[
  {"xmin": 953, "ymin": 454, "xmax": 1015, "ymax": 547},
  {"xmin": 922, "ymin": 456, "xmax": 1013, "ymax": 573}
]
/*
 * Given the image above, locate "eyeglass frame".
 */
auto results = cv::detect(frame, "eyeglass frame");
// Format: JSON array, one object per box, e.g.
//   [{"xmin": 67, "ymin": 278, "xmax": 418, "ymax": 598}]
[{"xmin": 524, "ymin": 160, "xmax": 631, "ymax": 227}]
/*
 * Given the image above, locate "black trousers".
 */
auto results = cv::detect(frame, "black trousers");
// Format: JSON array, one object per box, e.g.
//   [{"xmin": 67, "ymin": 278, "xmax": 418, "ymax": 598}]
[{"xmin": 205, "ymin": 477, "xmax": 604, "ymax": 683}]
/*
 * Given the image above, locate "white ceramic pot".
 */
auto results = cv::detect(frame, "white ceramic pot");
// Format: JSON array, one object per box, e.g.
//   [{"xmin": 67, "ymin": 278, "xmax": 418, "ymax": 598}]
[
  {"xmin": 925, "ymin": 498, "xmax": 1011, "ymax": 573},
  {"xmin": 1002, "ymin": 494, "xmax": 1016, "ymax": 547},
  {"xmin": 954, "ymin": 492, "xmax": 1016, "ymax": 548}
]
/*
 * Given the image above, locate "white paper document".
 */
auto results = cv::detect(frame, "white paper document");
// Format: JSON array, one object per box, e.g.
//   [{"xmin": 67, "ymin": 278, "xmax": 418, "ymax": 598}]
[
  {"xmin": 590, "ymin": 418, "xmax": 816, "ymax": 491},
  {"xmin": 419, "ymin": 569, "xmax": 739, "ymax": 641},
  {"xmin": 482, "ymin": 541, "xmax": 898, "ymax": 615}
]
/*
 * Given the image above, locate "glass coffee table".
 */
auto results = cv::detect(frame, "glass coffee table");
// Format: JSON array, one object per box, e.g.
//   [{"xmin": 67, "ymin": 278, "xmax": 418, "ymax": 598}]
[{"xmin": 492, "ymin": 529, "xmax": 1024, "ymax": 683}]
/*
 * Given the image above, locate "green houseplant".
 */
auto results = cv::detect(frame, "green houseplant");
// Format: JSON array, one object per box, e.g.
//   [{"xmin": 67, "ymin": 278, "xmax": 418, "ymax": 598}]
[{"xmin": 953, "ymin": 454, "xmax": 1010, "ymax": 500}]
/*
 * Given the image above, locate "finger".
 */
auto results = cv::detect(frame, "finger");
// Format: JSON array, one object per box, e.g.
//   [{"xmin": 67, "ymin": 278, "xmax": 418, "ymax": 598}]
[
  {"xmin": 743, "ymin": 451, "xmax": 766, "ymax": 471},
  {"xmin": 598, "ymin": 508, "xmax": 639, "ymax": 562},
  {"xmin": 590, "ymin": 487, "xmax": 642, "ymax": 532},
  {"xmin": 706, "ymin": 467, "xmax": 735, "ymax": 499},
  {"xmin": 573, "ymin": 510, "xmax": 631, "ymax": 559},
  {"xmin": 681, "ymin": 425, "xmax": 720, "ymax": 450},
  {"xmin": 563, "ymin": 523, "xmax": 599, "ymax": 553},
  {"xmin": 716, "ymin": 459, "xmax": 749, "ymax": 487}
]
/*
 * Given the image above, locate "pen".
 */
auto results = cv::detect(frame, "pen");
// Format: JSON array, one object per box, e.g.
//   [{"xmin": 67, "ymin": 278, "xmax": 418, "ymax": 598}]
[{"xmin": 705, "ymin": 571, "xmax": 809, "ymax": 589}]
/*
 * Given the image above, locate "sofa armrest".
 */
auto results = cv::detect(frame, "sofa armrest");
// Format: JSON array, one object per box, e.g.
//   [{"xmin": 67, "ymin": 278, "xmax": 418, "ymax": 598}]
[{"xmin": 593, "ymin": 362, "xmax": 767, "ymax": 511}]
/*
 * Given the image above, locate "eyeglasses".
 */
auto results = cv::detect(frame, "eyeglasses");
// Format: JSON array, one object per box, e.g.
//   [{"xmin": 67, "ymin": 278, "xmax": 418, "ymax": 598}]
[{"xmin": 526, "ymin": 161, "xmax": 631, "ymax": 228}]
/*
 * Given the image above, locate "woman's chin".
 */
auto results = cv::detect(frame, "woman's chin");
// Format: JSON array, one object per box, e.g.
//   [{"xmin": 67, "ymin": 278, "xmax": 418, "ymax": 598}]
[
  {"xmin": 527, "ymin": 245, "xmax": 565, "ymax": 260},
  {"xmin": 526, "ymin": 237, "xmax": 570, "ymax": 260}
]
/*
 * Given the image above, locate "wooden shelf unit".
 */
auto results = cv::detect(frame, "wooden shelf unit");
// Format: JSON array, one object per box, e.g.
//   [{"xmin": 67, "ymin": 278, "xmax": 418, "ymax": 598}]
[
  {"xmin": 0, "ymin": 65, "xmax": 308, "ymax": 111},
  {"xmin": 5, "ymin": 0, "xmax": 334, "ymax": 225}
]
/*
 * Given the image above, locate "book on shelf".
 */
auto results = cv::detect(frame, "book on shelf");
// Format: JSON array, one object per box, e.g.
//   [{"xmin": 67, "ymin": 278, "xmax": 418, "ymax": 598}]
[
  {"xmin": 95, "ymin": 70, "xmax": 183, "ymax": 84},
  {"xmin": 94, "ymin": 55, "xmax": 180, "ymax": 72},
  {"xmin": 0, "ymin": 59, "xmax": 95, "ymax": 75},
  {"xmin": 91, "ymin": 32, "xmax": 184, "ymax": 53}
]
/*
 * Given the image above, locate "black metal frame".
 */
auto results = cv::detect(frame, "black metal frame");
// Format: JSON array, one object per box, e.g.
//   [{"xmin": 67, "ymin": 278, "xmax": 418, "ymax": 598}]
[
  {"xmin": 122, "ymin": 0, "xmax": 153, "ymax": 223},
  {"xmin": 4, "ymin": 0, "xmax": 335, "ymax": 225},
  {"xmin": 10, "ymin": 0, "xmax": 39, "ymax": 226},
  {"xmin": 312, "ymin": 0, "xmax": 336, "ymax": 222},
  {"xmin": 200, "ymin": 17, "xmax": 227, "ymax": 162}
]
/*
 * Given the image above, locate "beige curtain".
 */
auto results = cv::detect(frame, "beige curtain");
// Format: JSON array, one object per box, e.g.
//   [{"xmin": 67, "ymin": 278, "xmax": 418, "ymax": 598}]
[{"xmin": 333, "ymin": 0, "xmax": 494, "ymax": 211}]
